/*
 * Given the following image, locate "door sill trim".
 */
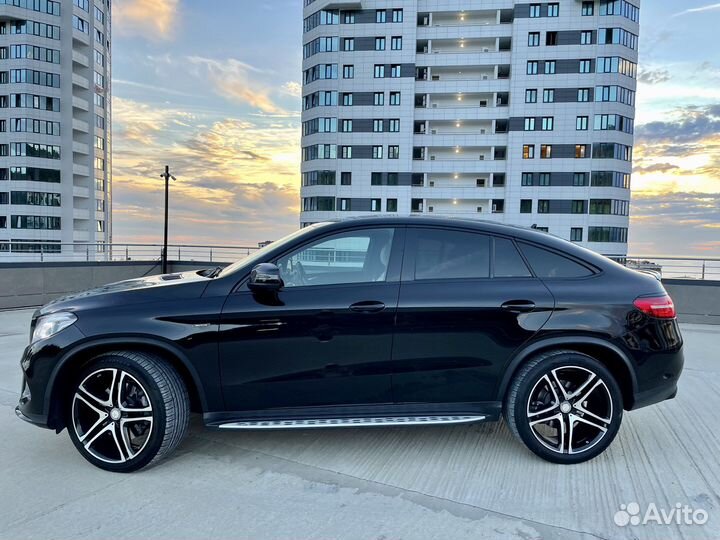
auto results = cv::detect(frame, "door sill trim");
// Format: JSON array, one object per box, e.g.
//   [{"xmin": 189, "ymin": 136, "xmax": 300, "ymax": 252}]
[{"xmin": 217, "ymin": 415, "xmax": 486, "ymax": 430}]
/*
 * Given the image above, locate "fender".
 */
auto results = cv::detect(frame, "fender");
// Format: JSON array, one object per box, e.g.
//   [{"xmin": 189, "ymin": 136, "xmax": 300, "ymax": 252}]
[
  {"xmin": 43, "ymin": 335, "xmax": 211, "ymax": 418},
  {"xmin": 496, "ymin": 335, "xmax": 639, "ymax": 402}
]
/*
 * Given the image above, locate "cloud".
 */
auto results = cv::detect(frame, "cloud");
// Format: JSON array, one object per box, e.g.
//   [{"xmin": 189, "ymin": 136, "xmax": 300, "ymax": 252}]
[
  {"xmin": 282, "ymin": 81, "xmax": 302, "ymax": 97},
  {"xmin": 673, "ymin": 3, "xmax": 720, "ymax": 17},
  {"xmin": 633, "ymin": 163, "xmax": 681, "ymax": 174},
  {"xmin": 638, "ymin": 68, "xmax": 672, "ymax": 85},
  {"xmin": 186, "ymin": 57, "xmax": 287, "ymax": 114},
  {"xmin": 114, "ymin": 0, "xmax": 179, "ymax": 38},
  {"xmin": 635, "ymin": 104, "xmax": 720, "ymax": 144}
]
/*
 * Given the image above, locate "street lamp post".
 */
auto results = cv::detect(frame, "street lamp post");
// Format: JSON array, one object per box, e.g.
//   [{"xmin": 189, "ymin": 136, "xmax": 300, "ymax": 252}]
[{"xmin": 160, "ymin": 165, "xmax": 176, "ymax": 274}]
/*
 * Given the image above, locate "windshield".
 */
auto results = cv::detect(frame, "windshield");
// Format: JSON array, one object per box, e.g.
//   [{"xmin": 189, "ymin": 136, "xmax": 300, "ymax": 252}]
[{"xmin": 217, "ymin": 224, "xmax": 325, "ymax": 278}]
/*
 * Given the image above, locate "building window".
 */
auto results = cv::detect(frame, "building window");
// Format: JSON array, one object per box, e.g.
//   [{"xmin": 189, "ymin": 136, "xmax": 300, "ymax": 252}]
[
  {"xmin": 341, "ymin": 172, "xmax": 352, "ymax": 185},
  {"xmin": 571, "ymin": 228, "xmax": 583, "ymax": 242},
  {"xmin": 541, "ymin": 117, "xmax": 554, "ymax": 131},
  {"xmin": 389, "ymin": 92, "xmax": 401, "ymax": 105},
  {"xmin": 375, "ymin": 37, "xmax": 386, "ymax": 51},
  {"xmin": 529, "ymin": 4, "xmax": 541, "ymax": 17},
  {"xmin": 387, "ymin": 172, "xmax": 399, "ymax": 185},
  {"xmin": 576, "ymin": 144, "xmax": 589, "ymax": 158},
  {"xmin": 526, "ymin": 89, "xmax": 538, "ymax": 103},
  {"xmin": 374, "ymin": 65, "xmax": 385, "ymax": 78},
  {"xmin": 578, "ymin": 88, "xmax": 590, "ymax": 102},
  {"xmin": 387, "ymin": 199, "xmax": 398, "ymax": 212},
  {"xmin": 372, "ymin": 146, "xmax": 383, "ymax": 159},
  {"xmin": 371, "ymin": 172, "xmax": 382, "ymax": 185},
  {"xmin": 528, "ymin": 32, "xmax": 540, "ymax": 47},
  {"xmin": 376, "ymin": 9, "xmax": 386, "ymax": 23},
  {"xmin": 341, "ymin": 146, "xmax": 352, "ymax": 159},
  {"xmin": 523, "ymin": 145, "xmax": 535, "ymax": 159},
  {"xmin": 389, "ymin": 119, "xmax": 400, "ymax": 132},
  {"xmin": 577, "ymin": 116, "xmax": 589, "ymax": 130},
  {"xmin": 391, "ymin": 36, "xmax": 402, "ymax": 50},
  {"xmin": 527, "ymin": 61, "xmax": 539, "ymax": 75},
  {"xmin": 540, "ymin": 145, "xmax": 553, "ymax": 159},
  {"xmin": 547, "ymin": 3, "xmax": 559, "ymax": 16},
  {"xmin": 581, "ymin": 31, "xmax": 593, "ymax": 45},
  {"xmin": 543, "ymin": 89, "xmax": 555, "ymax": 103},
  {"xmin": 524, "ymin": 118, "xmax": 536, "ymax": 131},
  {"xmin": 341, "ymin": 120, "xmax": 353, "ymax": 132},
  {"xmin": 392, "ymin": 9, "xmax": 403, "ymax": 22},
  {"xmin": 538, "ymin": 200, "xmax": 550, "ymax": 213},
  {"xmin": 520, "ymin": 200, "xmax": 532, "ymax": 213},
  {"xmin": 339, "ymin": 198, "xmax": 351, "ymax": 211},
  {"xmin": 374, "ymin": 92, "xmax": 385, "ymax": 105},
  {"xmin": 580, "ymin": 59, "xmax": 592, "ymax": 73},
  {"xmin": 544, "ymin": 61, "xmax": 556, "ymax": 74},
  {"xmin": 582, "ymin": 2, "xmax": 594, "ymax": 16},
  {"xmin": 342, "ymin": 93, "xmax": 353, "ymax": 106},
  {"xmin": 388, "ymin": 145, "xmax": 400, "ymax": 159},
  {"xmin": 390, "ymin": 64, "xmax": 402, "ymax": 78},
  {"xmin": 371, "ymin": 199, "xmax": 381, "ymax": 212},
  {"xmin": 572, "ymin": 200, "xmax": 587, "ymax": 214},
  {"xmin": 373, "ymin": 119, "xmax": 384, "ymax": 132},
  {"xmin": 343, "ymin": 11, "xmax": 355, "ymax": 24},
  {"xmin": 522, "ymin": 173, "xmax": 534, "ymax": 186},
  {"xmin": 546, "ymin": 31, "xmax": 558, "ymax": 46},
  {"xmin": 343, "ymin": 65, "xmax": 354, "ymax": 79},
  {"xmin": 573, "ymin": 172, "xmax": 588, "ymax": 186},
  {"xmin": 539, "ymin": 173, "xmax": 551, "ymax": 186}
]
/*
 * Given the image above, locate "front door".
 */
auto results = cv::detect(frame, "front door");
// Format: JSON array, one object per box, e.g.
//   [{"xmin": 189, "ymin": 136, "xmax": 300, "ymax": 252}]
[
  {"xmin": 392, "ymin": 227, "xmax": 554, "ymax": 404},
  {"xmin": 219, "ymin": 227, "xmax": 403, "ymax": 412}
]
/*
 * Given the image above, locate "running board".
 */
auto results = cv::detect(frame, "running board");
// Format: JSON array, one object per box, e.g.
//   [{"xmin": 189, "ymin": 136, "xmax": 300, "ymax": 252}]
[{"xmin": 217, "ymin": 415, "xmax": 486, "ymax": 430}]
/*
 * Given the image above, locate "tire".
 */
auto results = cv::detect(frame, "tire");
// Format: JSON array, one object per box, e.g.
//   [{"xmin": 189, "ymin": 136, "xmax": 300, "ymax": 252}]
[
  {"xmin": 67, "ymin": 351, "xmax": 190, "ymax": 473},
  {"xmin": 504, "ymin": 350, "xmax": 623, "ymax": 464}
]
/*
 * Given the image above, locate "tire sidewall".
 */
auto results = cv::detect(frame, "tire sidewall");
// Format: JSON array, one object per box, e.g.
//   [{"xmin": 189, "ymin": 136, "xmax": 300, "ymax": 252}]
[
  {"xmin": 513, "ymin": 353, "xmax": 624, "ymax": 464},
  {"xmin": 67, "ymin": 356, "xmax": 168, "ymax": 473}
]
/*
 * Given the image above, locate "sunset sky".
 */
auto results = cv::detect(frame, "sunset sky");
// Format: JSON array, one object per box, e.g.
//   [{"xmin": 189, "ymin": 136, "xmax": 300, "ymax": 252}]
[{"xmin": 111, "ymin": 0, "xmax": 720, "ymax": 255}]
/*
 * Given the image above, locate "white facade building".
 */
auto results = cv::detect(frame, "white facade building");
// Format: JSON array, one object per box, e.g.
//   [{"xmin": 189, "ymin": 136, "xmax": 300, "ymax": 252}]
[
  {"xmin": 0, "ymin": 0, "xmax": 111, "ymax": 259},
  {"xmin": 301, "ymin": 0, "xmax": 639, "ymax": 255}
]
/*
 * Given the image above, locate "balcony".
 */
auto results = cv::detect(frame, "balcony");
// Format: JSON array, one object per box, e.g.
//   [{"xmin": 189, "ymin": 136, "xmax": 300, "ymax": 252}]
[
  {"xmin": 73, "ymin": 164, "xmax": 90, "ymax": 177},
  {"xmin": 73, "ymin": 141, "xmax": 90, "ymax": 155},
  {"xmin": 72, "ymin": 95, "xmax": 90, "ymax": 111},
  {"xmin": 72, "ymin": 118, "xmax": 90, "ymax": 133},
  {"xmin": 417, "ymin": 10, "xmax": 502, "ymax": 29},
  {"xmin": 72, "ymin": 50, "xmax": 90, "ymax": 67},
  {"xmin": 72, "ymin": 73, "xmax": 90, "ymax": 90},
  {"xmin": 418, "ymin": 37, "xmax": 501, "ymax": 55}
]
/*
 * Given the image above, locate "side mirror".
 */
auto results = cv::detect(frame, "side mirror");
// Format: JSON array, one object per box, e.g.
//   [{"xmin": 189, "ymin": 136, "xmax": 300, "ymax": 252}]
[{"xmin": 248, "ymin": 263, "xmax": 284, "ymax": 292}]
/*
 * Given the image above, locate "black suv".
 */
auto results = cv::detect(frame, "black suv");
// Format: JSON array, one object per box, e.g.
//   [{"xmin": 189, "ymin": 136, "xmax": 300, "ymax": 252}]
[{"xmin": 16, "ymin": 218, "xmax": 683, "ymax": 472}]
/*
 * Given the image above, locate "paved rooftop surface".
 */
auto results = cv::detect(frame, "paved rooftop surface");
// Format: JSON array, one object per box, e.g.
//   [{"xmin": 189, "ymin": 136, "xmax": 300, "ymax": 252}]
[{"xmin": 0, "ymin": 308, "xmax": 718, "ymax": 540}]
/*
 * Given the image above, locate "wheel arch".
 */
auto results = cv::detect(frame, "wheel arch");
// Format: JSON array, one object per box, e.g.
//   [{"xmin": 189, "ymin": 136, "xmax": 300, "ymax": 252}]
[
  {"xmin": 45, "ymin": 337, "xmax": 207, "ymax": 431},
  {"xmin": 498, "ymin": 337, "xmax": 638, "ymax": 410}
]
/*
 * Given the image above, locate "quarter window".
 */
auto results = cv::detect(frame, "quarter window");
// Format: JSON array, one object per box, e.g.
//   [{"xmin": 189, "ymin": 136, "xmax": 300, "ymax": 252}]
[
  {"xmin": 494, "ymin": 238, "xmax": 532, "ymax": 278},
  {"xmin": 519, "ymin": 243, "xmax": 594, "ymax": 278}
]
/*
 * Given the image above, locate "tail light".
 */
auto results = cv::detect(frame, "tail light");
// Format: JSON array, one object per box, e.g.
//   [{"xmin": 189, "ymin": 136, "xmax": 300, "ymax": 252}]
[{"xmin": 633, "ymin": 295, "xmax": 676, "ymax": 319}]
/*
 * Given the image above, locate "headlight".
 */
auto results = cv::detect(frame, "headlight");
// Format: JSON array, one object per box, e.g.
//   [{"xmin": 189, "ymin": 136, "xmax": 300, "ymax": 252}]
[{"xmin": 31, "ymin": 312, "xmax": 77, "ymax": 344}]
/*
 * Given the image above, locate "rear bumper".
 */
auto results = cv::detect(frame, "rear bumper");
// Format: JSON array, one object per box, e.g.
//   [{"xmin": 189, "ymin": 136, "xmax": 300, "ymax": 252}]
[{"xmin": 629, "ymin": 346, "xmax": 684, "ymax": 410}]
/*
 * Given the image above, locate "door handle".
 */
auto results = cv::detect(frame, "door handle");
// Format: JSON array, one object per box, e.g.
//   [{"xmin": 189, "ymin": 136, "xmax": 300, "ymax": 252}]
[
  {"xmin": 501, "ymin": 300, "xmax": 536, "ymax": 313},
  {"xmin": 349, "ymin": 301, "xmax": 386, "ymax": 313}
]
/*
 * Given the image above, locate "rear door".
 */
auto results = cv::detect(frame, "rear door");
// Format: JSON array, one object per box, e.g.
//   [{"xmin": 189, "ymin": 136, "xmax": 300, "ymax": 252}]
[{"xmin": 391, "ymin": 227, "xmax": 554, "ymax": 404}]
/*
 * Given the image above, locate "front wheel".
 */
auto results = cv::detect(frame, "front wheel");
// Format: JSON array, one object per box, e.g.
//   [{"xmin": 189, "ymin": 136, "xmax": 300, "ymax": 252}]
[
  {"xmin": 68, "ymin": 351, "xmax": 189, "ymax": 472},
  {"xmin": 504, "ymin": 350, "xmax": 623, "ymax": 464}
]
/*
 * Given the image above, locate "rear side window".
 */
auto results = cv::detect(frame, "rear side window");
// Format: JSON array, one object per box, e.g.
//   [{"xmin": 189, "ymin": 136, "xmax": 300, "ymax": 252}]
[
  {"xmin": 413, "ymin": 229, "xmax": 490, "ymax": 280},
  {"xmin": 494, "ymin": 238, "xmax": 532, "ymax": 278},
  {"xmin": 519, "ymin": 243, "xmax": 594, "ymax": 278}
]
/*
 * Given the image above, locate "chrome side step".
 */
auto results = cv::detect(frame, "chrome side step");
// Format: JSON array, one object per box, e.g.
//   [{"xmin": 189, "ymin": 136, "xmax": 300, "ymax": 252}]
[{"xmin": 217, "ymin": 415, "xmax": 486, "ymax": 430}]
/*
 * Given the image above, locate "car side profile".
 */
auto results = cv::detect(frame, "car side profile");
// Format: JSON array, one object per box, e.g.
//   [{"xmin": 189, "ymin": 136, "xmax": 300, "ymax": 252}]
[{"xmin": 16, "ymin": 217, "xmax": 684, "ymax": 472}]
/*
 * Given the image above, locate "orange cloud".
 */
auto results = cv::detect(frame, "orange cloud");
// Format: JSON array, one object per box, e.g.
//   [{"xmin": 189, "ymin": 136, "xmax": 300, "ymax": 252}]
[{"xmin": 114, "ymin": 0, "xmax": 179, "ymax": 38}]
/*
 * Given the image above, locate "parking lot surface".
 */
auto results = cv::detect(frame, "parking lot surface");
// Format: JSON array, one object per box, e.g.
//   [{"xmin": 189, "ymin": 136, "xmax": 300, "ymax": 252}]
[{"xmin": 1, "ymin": 308, "xmax": 718, "ymax": 540}]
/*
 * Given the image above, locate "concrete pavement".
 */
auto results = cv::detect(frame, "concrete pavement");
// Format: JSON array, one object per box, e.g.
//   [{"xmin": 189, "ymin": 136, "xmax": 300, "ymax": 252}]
[{"xmin": 1, "ymin": 309, "xmax": 718, "ymax": 540}]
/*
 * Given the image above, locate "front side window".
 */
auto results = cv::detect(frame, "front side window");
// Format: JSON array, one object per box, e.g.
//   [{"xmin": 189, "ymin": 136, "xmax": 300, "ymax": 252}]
[
  {"xmin": 411, "ymin": 229, "xmax": 490, "ymax": 280},
  {"xmin": 277, "ymin": 229, "xmax": 395, "ymax": 288}
]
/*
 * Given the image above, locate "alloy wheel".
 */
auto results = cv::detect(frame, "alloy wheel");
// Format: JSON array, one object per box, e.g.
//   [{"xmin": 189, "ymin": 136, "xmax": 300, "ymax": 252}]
[
  {"xmin": 526, "ymin": 366, "xmax": 613, "ymax": 455},
  {"xmin": 72, "ymin": 368, "xmax": 154, "ymax": 464}
]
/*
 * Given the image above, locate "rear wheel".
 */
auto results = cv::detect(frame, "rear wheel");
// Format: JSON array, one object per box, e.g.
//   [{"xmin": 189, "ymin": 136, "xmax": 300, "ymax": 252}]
[
  {"xmin": 504, "ymin": 350, "xmax": 623, "ymax": 464},
  {"xmin": 67, "ymin": 351, "xmax": 189, "ymax": 472}
]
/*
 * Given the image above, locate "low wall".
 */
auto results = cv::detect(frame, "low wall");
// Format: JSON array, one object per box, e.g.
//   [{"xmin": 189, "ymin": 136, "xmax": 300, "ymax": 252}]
[
  {"xmin": 0, "ymin": 263, "xmax": 718, "ymax": 324},
  {"xmin": 0, "ymin": 260, "xmax": 224, "ymax": 310}
]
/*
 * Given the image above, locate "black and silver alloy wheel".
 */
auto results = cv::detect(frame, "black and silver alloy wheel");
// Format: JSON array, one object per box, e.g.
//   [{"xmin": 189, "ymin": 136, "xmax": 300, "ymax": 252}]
[
  {"xmin": 505, "ymin": 350, "xmax": 623, "ymax": 464},
  {"xmin": 72, "ymin": 368, "xmax": 154, "ymax": 464},
  {"xmin": 67, "ymin": 351, "xmax": 190, "ymax": 473}
]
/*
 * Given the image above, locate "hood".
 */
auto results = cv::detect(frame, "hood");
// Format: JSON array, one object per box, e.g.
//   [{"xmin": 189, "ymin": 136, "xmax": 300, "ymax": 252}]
[{"xmin": 37, "ymin": 270, "xmax": 212, "ymax": 316}]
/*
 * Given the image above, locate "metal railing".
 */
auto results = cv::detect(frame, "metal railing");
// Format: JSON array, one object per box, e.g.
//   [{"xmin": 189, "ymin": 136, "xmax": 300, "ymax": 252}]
[
  {"xmin": 0, "ymin": 243, "xmax": 260, "ymax": 264},
  {"xmin": 1, "ymin": 243, "xmax": 719, "ymax": 281}
]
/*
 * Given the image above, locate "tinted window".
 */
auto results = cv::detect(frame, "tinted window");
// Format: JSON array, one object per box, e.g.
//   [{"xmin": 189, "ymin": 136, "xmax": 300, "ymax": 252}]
[
  {"xmin": 494, "ymin": 238, "xmax": 532, "ymax": 277},
  {"xmin": 519, "ymin": 243, "xmax": 593, "ymax": 278},
  {"xmin": 277, "ymin": 229, "xmax": 394, "ymax": 287},
  {"xmin": 413, "ymin": 229, "xmax": 490, "ymax": 280}
]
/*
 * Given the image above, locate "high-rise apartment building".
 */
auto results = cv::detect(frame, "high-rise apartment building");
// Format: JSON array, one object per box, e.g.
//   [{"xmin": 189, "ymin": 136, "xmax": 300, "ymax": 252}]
[
  {"xmin": 301, "ymin": 0, "xmax": 639, "ymax": 255},
  {"xmin": 0, "ymin": 0, "xmax": 111, "ymax": 258}
]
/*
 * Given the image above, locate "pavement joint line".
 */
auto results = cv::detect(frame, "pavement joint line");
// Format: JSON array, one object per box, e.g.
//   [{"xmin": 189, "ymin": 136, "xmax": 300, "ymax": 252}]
[{"xmin": 188, "ymin": 431, "xmax": 611, "ymax": 540}]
